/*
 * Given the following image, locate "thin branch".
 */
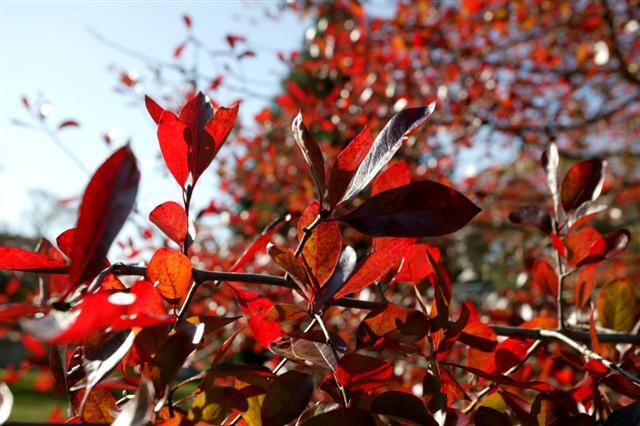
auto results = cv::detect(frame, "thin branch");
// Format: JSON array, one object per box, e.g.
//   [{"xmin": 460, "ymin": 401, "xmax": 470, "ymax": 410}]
[
  {"xmin": 313, "ymin": 313, "xmax": 349, "ymax": 406},
  {"xmin": 540, "ymin": 329, "xmax": 640, "ymax": 386}
]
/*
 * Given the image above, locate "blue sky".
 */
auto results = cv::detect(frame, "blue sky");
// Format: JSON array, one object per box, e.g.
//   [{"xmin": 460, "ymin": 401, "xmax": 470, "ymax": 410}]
[{"xmin": 0, "ymin": 1, "xmax": 308, "ymax": 240}]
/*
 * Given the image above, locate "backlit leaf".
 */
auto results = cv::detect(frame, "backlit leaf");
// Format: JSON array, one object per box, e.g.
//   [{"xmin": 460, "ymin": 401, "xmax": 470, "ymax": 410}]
[
  {"xmin": 147, "ymin": 248, "xmax": 193, "ymax": 302},
  {"xmin": 69, "ymin": 146, "xmax": 139, "ymax": 285},
  {"xmin": 335, "ymin": 353, "xmax": 392, "ymax": 393},
  {"xmin": 0, "ymin": 247, "xmax": 67, "ymax": 272},
  {"xmin": 149, "ymin": 201, "xmax": 188, "ymax": 245}
]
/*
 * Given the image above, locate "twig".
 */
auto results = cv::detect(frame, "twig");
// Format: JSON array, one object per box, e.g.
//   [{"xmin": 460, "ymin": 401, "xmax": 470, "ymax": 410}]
[
  {"xmin": 539, "ymin": 329, "xmax": 640, "ymax": 386},
  {"xmin": 313, "ymin": 313, "xmax": 349, "ymax": 406}
]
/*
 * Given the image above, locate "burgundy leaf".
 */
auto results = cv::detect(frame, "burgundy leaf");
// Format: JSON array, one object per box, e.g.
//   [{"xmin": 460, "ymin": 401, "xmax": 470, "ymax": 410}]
[
  {"xmin": 292, "ymin": 113, "xmax": 326, "ymax": 205},
  {"xmin": 336, "ymin": 180, "xmax": 480, "ymax": 238},
  {"xmin": 560, "ymin": 158, "xmax": 605, "ymax": 212},
  {"xmin": 260, "ymin": 371, "xmax": 314, "ymax": 426}
]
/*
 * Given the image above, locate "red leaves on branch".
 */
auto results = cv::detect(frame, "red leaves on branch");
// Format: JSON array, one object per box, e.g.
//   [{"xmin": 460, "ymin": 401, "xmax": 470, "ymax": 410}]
[
  {"xmin": 149, "ymin": 201, "xmax": 188, "ymax": 245},
  {"xmin": 146, "ymin": 92, "xmax": 239, "ymax": 188},
  {"xmin": 21, "ymin": 280, "xmax": 171, "ymax": 343},
  {"xmin": 69, "ymin": 145, "xmax": 139, "ymax": 286}
]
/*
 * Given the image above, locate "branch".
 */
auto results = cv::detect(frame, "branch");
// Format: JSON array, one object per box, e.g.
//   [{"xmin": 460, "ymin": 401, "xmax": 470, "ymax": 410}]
[{"xmin": 540, "ymin": 329, "xmax": 640, "ymax": 386}]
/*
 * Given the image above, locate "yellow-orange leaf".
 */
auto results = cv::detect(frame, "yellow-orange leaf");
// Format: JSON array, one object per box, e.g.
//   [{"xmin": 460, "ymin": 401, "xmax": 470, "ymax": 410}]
[
  {"xmin": 597, "ymin": 279, "xmax": 636, "ymax": 332},
  {"xmin": 298, "ymin": 202, "xmax": 341, "ymax": 285},
  {"xmin": 147, "ymin": 248, "xmax": 192, "ymax": 301}
]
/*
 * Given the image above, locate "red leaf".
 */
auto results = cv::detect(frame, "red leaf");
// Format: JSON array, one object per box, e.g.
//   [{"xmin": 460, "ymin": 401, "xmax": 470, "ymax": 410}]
[
  {"xmin": 337, "ymin": 180, "xmax": 480, "ymax": 238},
  {"xmin": 531, "ymin": 259, "xmax": 558, "ymax": 299},
  {"xmin": 333, "ymin": 237, "xmax": 412, "ymax": 299},
  {"xmin": 22, "ymin": 281, "xmax": 171, "ymax": 343},
  {"xmin": 69, "ymin": 145, "xmax": 139, "ymax": 286},
  {"xmin": 371, "ymin": 160, "xmax": 411, "ymax": 196},
  {"xmin": 226, "ymin": 34, "xmax": 247, "ymax": 48},
  {"xmin": 57, "ymin": 120, "xmax": 79, "ymax": 130},
  {"xmin": 292, "ymin": 113, "xmax": 326, "ymax": 205},
  {"xmin": 336, "ymin": 353, "xmax": 392, "ymax": 393},
  {"xmin": 0, "ymin": 247, "xmax": 67, "ymax": 272},
  {"xmin": 338, "ymin": 104, "xmax": 436, "ymax": 205},
  {"xmin": 232, "ymin": 287, "xmax": 283, "ymax": 349},
  {"xmin": 230, "ymin": 215, "xmax": 290, "ymax": 272},
  {"xmin": 574, "ymin": 263, "xmax": 597, "ymax": 308},
  {"xmin": 0, "ymin": 304, "xmax": 42, "ymax": 322},
  {"xmin": 357, "ymin": 303, "xmax": 428, "ymax": 348},
  {"xmin": 180, "ymin": 93, "xmax": 238, "ymax": 184},
  {"xmin": 144, "ymin": 95, "xmax": 164, "ymax": 125},
  {"xmin": 298, "ymin": 202, "xmax": 341, "ymax": 285},
  {"xmin": 393, "ymin": 243, "xmax": 440, "ymax": 284},
  {"xmin": 182, "ymin": 14, "xmax": 192, "ymax": 29},
  {"xmin": 157, "ymin": 111, "xmax": 190, "ymax": 187},
  {"xmin": 327, "ymin": 126, "xmax": 374, "ymax": 209},
  {"xmin": 149, "ymin": 201, "xmax": 188, "ymax": 245},
  {"xmin": 173, "ymin": 42, "xmax": 187, "ymax": 59},
  {"xmin": 564, "ymin": 227, "xmax": 607, "ymax": 267},
  {"xmin": 560, "ymin": 159, "xmax": 605, "ymax": 212}
]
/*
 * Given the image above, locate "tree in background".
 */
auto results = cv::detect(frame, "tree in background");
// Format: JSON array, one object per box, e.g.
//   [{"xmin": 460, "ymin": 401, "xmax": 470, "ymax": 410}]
[{"xmin": 1, "ymin": 0, "xmax": 639, "ymax": 424}]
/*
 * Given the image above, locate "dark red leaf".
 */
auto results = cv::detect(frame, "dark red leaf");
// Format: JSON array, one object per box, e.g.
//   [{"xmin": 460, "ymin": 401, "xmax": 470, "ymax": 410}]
[
  {"xmin": 369, "ymin": 391, "xmax": 435, "ymax": 425},
  {"xmin": 57, "ymin": 120, "xmax": 79, "ymax": 130},
  {"xmin": 574, "ymin": 263, "xmax": 597, "ymax": 309},
  {"xmin": 444, "ymin": 362, "xmax": 553, "ymax": 392},
  {"xmin": 260, "ymin": 371, "xmax": 313, "ymax": 426},
  {"xmin": 69, "ymin": 146, "xmax": 139, "ymax": 285},
  {"xmin": 336, "ymin": 353, "xmax": 392, "ymax": 393},
  {"xmin": 173, "ymin": 42, "xmax": 187, "ymax": 59},
  {"xmin": 473, "ymin": 407, "xmax": 511, "ymax": 426},
  {"xmin": 292, "ymin": 113, "xmax": 326, "ymax": 205},
  {"xmin": 299, "ymin": 408, "xmax": 376, "ymax": 426},
  {"xmin": 336, "ymin": 180, "xmax": 480, "ymax": 238},
  {"xmin": 603, "ymin": 229, "xmax": 631, "ymax": 259},
  {"xmin": 560, "ymin": 158, "xmax": 605, "ymax": 212},
  {"xmin": 149, "ymin": 201, "xmax": 188, "ymax": 245}
]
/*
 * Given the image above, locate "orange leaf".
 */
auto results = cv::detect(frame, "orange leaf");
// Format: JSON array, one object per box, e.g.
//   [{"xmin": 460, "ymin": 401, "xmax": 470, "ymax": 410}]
[
  {"xmin": 298, "ymin": 202, "xmax": 341, "ymax": 285},
  {"xmin": 147, "ymin": 248, "xmax": 192, "ymax": 301}
]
